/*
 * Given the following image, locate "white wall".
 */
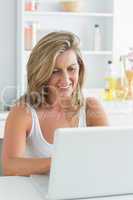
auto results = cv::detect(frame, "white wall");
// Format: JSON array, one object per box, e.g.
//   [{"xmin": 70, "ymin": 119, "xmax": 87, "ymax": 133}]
[
  {"xmin": 113, "ymin": 0, "xmax": 133, "ymax": 60},
  {"xmin": 0, "ymin": 0, "xmax": 16, "ymax": 175},
  {"xmin": 0, "ymin": 0, "xmax": 16, "ymax": 105}
]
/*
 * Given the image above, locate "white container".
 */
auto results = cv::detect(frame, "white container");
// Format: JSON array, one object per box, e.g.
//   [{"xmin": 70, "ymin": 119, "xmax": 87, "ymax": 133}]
[
  {"xmin": 93, "ymin": 24, "xmax": 102, "ymax": 51},
  {"xmin": 24, "ymin": 22, "xmax": 32, "ymax": 50},
  {"xmin": 32, "ymin": 22, "xmax": 40, "ymax": 48}
]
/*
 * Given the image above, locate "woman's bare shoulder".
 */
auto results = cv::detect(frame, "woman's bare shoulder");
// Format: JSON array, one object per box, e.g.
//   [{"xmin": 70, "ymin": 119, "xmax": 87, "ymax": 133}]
[
  {"xmin": 9, "ymin": 103, "xmax": 31, "ymax": 117},
  {"xmin": 85, "ymin": 97, "xmax": 108, "ymax": 126},
  {"xmin": 86, "ymin": 97, "xmax": 103, "ymax": 109},
  {"xmin": 6, "ymin": 103, "xmax": 32, "ymax": 132}
]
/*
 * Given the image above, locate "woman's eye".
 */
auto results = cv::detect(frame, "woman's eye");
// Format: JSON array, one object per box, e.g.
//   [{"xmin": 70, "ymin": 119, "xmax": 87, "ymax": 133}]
[
  {"xmin": 68, "ymin": 67, "xmax": 76, "ymax": 72},
  {"xmin": 53, "ymin": 69, "xmax": 60, "ymax": 74}
]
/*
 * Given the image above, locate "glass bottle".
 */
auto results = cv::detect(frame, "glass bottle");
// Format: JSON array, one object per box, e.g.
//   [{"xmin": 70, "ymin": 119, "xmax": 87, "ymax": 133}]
[
  {"xmin": 115, "ymin": 56, "xmax": 128, "ymax": 100},
  {"xmin": 93, "ymin": 24, "xmax": 102, "ymax": 51},
  {"xmin": 125, "ymin": 48, "xmax": 133, "ymax": 99},
  {"xmin": 104, "ymin": 60, "xmax": 117, "ymax": 100}
]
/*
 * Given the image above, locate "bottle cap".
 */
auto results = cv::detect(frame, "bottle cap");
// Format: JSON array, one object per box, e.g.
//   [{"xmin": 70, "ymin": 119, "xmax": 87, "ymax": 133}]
[
  {"xmin": 108, "ymin": 60, "xmax": 112, "ymax": 64},
  {"xmin": 94, "ymin": 24, "xmax": 99, "ymax": 28}
]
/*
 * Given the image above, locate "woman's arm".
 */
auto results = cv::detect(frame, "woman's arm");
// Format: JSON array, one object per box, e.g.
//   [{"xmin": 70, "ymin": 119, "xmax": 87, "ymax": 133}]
[
  {"xmin": 2, "ymin": 105, "xmax": 51, "ymax": 176},
  {"xmin": 86, "ymin": 97, "xmax": 108, "ymax": 126},
  {"xmin": 2, "ymin": 157, "xmax": 51, "ymax": 176}
]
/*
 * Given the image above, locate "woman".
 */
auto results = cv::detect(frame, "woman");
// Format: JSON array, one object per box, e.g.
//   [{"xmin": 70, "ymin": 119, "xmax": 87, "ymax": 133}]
[{"xmin": 2, "ymin": 31, "xmax": 108, "ymax": 176}]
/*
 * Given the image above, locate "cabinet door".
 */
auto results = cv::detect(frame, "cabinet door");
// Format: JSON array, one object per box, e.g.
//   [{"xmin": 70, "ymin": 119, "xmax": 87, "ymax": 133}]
[{"xmin": 113, "ymin": 0, "xmax": 133, "ymax": 61}]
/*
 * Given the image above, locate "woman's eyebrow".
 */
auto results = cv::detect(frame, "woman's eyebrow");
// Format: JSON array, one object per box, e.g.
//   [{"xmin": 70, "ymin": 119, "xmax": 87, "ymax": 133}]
[
  {"xmin": 54, "ymin": 63, "xmax": 78, "ymax": 69},
  {"xmin": 68, "ymin": 63, "xmax": 79, "ymax": 67}
]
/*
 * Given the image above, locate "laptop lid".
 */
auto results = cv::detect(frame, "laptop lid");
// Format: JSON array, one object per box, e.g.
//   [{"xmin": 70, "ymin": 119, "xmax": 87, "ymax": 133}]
[{"xmin": 48, "ymin": 127, "xmax": 133, "ymax": 200}]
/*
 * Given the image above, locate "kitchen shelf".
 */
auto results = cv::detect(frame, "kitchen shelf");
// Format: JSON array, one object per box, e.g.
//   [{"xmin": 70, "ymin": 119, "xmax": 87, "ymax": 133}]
[
  {"xmin": 83, "ymin": 50, "xmax": 112, "ymax": 56},
  {"xmin": 24, "ymin": 11, "xmax": 113, "ymax": 20},
  {"xmin": 24, "ymin": 50, "xmax": 112, "ymax": 57},
  {"xmin": 17, "ymin": 0, "xmax": 114, "ymax": 97}
]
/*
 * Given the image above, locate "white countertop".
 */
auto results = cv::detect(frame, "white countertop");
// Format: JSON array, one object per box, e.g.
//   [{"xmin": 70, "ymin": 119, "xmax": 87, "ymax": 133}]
[
  {"xmin": 1, "ymin": 176, "xmax": 133, "ymax": 200},
  {"xmin": 0, "ymin": 176, "xmax": 43, "ymax": 200}
]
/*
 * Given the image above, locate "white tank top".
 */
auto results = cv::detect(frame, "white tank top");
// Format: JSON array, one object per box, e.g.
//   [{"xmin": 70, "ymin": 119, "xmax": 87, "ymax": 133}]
[{"xmin": 26, "ymin": 105, "xmax": 87, "ymax": 158}]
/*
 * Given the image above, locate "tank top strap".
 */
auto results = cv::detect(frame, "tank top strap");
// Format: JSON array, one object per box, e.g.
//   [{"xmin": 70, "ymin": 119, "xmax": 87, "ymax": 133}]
[
  {"xmin": 26, "ymin": 104, "xmax": 40, "ymax": 137},
  {"xmin": 78, "ymin": 100, "xmax": 87, "ymax": 127}
]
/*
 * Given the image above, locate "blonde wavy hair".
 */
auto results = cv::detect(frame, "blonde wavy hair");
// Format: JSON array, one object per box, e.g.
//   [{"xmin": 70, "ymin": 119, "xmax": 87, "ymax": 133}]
[{"xmin": 21, "ymin": 31, "xmax": 85, "ymax": 111}]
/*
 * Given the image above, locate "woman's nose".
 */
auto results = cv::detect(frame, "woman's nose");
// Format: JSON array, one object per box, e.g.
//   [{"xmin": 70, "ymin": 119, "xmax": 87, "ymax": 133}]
[{"xmin": 61, "ymin": 71, "xmax": 70, "ymax": 84}]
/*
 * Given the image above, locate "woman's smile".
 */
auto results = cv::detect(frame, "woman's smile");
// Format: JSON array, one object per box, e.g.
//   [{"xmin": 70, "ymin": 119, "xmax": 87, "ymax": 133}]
[{"xmin": 47, "ymin": 49, "xmax": 79, "ymax": 99}]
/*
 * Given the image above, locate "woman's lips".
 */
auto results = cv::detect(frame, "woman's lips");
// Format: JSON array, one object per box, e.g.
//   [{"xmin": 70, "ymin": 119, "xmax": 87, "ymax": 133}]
[
  {"xmin": 57, "ymin": 84, "xmax": 72, "ymax": 94},
  {"xmin": 58, "ymin": 83, "xmax": 72, "ymax": 89},
  {"xmin": 59, "ymin": 86, "xmax": 70, "ymax": 89}
]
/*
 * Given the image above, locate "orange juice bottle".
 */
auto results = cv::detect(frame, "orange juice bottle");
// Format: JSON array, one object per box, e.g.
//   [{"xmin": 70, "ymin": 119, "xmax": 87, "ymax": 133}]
[{"xmin": 104, "ymin": 60, "xmax": 117, "ymax": 100}]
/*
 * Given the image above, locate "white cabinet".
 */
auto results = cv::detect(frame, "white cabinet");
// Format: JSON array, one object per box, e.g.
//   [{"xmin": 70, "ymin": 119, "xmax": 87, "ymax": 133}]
[
  {"xmin": 113, "ymin": 0, "xmax": 133, "ymax": 62},
  {"xmin": 17, "ymin": 0, "xmax": 114, "ymax": 98},
  {"xmin": 0, "ymin": 112, "xmax": 8, "ymax": 139}
]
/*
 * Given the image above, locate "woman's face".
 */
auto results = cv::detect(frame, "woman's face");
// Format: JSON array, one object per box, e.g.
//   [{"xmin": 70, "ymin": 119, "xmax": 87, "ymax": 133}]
[{"xmin": 47, "ymin": 49, "xmax": 79, "ymax": 103}]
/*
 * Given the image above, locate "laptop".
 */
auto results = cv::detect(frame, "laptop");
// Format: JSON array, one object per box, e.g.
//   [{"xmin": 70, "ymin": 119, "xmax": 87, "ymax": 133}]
[{"xmin": 31, "ymin": 127, "xmax": 133, "ymax": 200}]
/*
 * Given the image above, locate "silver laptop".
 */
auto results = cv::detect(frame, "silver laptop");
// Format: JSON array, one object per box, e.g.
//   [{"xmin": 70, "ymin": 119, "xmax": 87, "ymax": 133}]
[{"xmin": 45, "ymin": 126, "xmax": 133, "ymax": 200}]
